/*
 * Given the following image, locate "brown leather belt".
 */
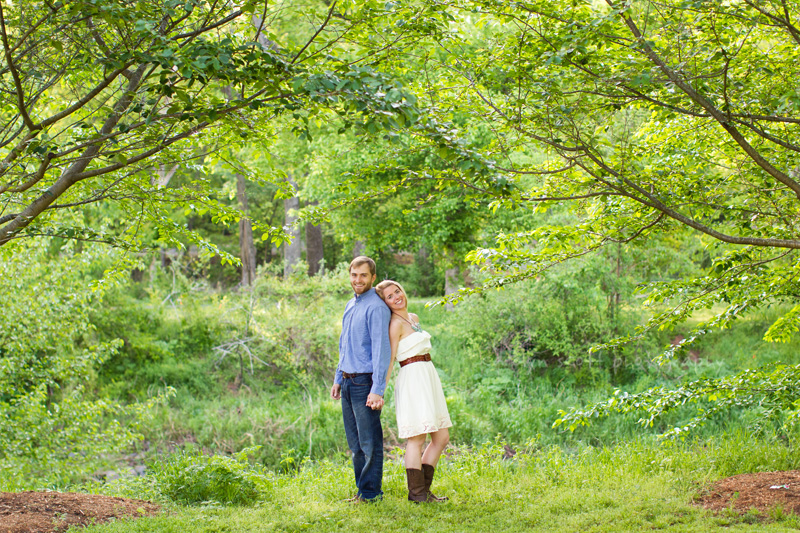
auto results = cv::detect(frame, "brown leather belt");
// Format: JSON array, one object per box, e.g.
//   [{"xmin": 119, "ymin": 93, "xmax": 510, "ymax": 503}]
[
  {"xmin": 341, "ymin": 372, "xmax": 370, "ymax": 379},
  {"xmin": 399, "ymin": 354, "xmax": 431, "ymax": 367}
]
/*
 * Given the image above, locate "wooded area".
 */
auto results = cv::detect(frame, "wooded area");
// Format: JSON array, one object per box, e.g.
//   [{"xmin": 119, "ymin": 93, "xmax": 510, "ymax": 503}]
[{"xmin": 3, "ymin": 0, "xmax": 800, "ymax": 530}]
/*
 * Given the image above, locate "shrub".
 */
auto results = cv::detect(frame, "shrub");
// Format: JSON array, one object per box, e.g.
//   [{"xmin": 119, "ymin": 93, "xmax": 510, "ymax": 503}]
[
  {"xmin": 451, "ymin": 272, "xmax": 653, "ymax": 386},
  {"xmin": 147, "ymin": 447, "xmax": 272, "ymax": 506},
  {"xmin": 211, "ymin": 265, "xmax": 350, "ymax": 383},
  {"xmin": 0, "ymin": 240, "xmax": 167, "ymax": 490},
  {"xmin": 90, "ymin": 277, "xmax": 224, "ymax": 397}
]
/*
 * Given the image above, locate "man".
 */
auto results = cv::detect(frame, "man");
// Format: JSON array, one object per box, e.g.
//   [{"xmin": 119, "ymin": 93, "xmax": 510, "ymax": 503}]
[{"xmin": 330, "ymin": 256, "xmax": 391, "ymax": 502}]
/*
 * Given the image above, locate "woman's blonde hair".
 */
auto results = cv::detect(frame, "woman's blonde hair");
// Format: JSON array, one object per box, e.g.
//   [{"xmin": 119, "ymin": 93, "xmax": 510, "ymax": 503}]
[{"xmin": 375, "ymin": 279, "xmax": 408, "ymax": 305}]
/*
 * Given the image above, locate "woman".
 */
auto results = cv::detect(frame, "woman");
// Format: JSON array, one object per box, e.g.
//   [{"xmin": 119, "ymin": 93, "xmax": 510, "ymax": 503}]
[{"xmin": 375, "ymin": 280, "xmax": 452, "ymax": 503}]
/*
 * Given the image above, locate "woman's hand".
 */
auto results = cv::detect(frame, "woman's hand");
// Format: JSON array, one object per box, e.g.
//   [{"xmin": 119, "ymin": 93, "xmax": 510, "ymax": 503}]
[{"xmin": 366, "ymin": 393, "xmax": 384, "ymax": 410}]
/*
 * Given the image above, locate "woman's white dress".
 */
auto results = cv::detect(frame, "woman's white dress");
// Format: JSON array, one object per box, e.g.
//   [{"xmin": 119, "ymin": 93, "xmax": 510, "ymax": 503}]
[{"xmin": 395, "ymin": 330, "xmax": 452, "ymax": 438}]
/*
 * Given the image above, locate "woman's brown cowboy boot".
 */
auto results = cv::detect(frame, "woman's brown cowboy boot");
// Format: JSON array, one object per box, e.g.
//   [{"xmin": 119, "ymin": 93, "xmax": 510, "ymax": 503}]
[
  {"xmin": 405, "ymin": 468, "xmax": 428, "ymax": 503},
  {"xmin": 422, "ymin": 464, "xmax": 448, "ymax": 502}
]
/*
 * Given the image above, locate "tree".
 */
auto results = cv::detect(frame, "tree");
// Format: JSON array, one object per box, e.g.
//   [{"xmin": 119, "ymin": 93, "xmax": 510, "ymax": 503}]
[
  {"xmin": 303, "ymin": 114, "xmax": 496, "ymax": 295},
  {"xmin": 237, "ymin": 173, "xmax": 257, "ymax": 285},
  {"xmin": 410, "ymin": 0, "xmax": 800, "ymax": 434},
  {"xmin": 305, "ymin": 200, "xmax": 324, "ymax": 275},
  {"xmin": 0, "ymin": 0, "xmax": 427, "ymax": 253},
  {"xmin": 0, "ymin": 240, "xmax": 167, "ymax": 488},
  {"xmin": 0, "ymin": 0, "xmax": 444, "ymax": 482},
  {"xmin": 283, "ymin": 174, "xmax": 302, "ymax": 276}
]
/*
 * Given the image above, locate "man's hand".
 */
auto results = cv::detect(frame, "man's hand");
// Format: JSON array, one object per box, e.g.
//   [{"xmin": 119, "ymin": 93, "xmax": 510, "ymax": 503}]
[
  {"xmin": 330, "ymin": 383, "xmax": 341, "ymax": 400},
  {"xmin": 366, "ymin": 393, "xmax": 384, "ymax": 410}
]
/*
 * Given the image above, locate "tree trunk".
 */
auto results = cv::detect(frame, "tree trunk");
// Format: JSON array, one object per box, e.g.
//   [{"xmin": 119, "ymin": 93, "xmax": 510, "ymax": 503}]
[
  {"xmin": 283, "ymin": 175, "xmax": 302, "ymax": 277},
  {"xmin": 352, "ymin": 240, "xmax": 365, "ymax": 258},
  {"xmin": 237, "ymin": 174, "xmax": 257, "ymax": 286},
  {"xmin": 305, "ymin": 201, "xmax": 324, "ymax": 275},
  {"xmin": 444, "ymin": 265, "xmax": 460, "ymax": 311},
  {"xmin": 608, "ymin": 241, "xmax": 622, "ymax": 325},
  {"xmin": 305, "ymin": 222, "xmax": 324, "ymax": 275},
  {"xmin": 444, "ymin": 249, "xmax": 464, "ymax": 311},
  {"xmin": 152, "ymin": 163, "xmax": 179, "ymax": 187}
]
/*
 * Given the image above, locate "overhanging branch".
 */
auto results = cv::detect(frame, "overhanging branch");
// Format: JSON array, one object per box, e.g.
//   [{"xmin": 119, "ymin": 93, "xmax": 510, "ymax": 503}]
[
  {"xmin": 608, "ymin": 0, "xmax": 800, "ymax": 200},
  {"xmin": 0, "ymin": 1, "xmax": 39, "ymax": 132}
]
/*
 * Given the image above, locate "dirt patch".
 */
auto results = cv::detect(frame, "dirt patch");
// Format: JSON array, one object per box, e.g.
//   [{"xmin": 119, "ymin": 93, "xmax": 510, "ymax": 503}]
[
  {"xmin": 0, "ymin": 491, "xmax": 160, "ymax": 533},
  {"xmin": 697, "ymin": 470, "xmax": 800, "ymax": 515}
]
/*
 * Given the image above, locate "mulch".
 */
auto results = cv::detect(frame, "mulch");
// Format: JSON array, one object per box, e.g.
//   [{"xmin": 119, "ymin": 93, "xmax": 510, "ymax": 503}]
[
  {"xmin": 696, "ymin": 470, "xmax": 800, "ymax": 516},
  {"xmin": 0, "ymin": 491, "xmax": 160, "ymax": 533}
]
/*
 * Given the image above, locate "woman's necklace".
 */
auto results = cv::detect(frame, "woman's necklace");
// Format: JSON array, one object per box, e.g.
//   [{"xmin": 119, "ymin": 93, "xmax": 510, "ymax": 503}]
[{"xmin": 394, "ymin": 312, "xmax": 422, "ymax": 333}]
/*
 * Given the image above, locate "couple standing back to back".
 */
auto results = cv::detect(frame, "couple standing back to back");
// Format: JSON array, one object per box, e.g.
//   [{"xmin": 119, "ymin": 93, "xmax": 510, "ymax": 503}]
[{"xmin": 330, "ymin": 256, "xmax": 452, "ymax": 503}]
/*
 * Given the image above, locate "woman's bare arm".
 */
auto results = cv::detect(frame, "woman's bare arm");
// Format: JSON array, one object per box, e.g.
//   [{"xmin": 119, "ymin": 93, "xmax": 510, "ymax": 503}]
[{"xmin": 385, "ymin": 318, "xmax": 402, "ymax": 385}]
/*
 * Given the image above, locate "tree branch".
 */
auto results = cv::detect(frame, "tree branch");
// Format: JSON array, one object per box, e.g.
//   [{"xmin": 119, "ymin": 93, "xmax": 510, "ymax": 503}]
[
  {"xmin": 252, "ymin": 0, "xmax": 269, "ymax": 50},
  {"xmin": 0, "ymin": 64, "xmax": 149, "ymax": 244},
  {"xmin": 734, "ymin": 118, "xmax": 800, "ymax": 153},
  {"xmin": 173, "ymin": 9, "xmax": 243, "ymax": 42},
  {"xmin": 7, "ymin": 4, "xmax": 63, "ymax": 57},
  {"xmin": 608, "ymin": 0, "xmax": 800, "ymax": 200},
  {"xmin": 742, "ymin": 0, "xmax": 800, "ymax": 46},
  {"xmin": 69, "ymin": 121, "xmax": 209, "ymax": 183},
  {"xmin": 7, "ymin": 152, "xmax": 54, "ymax": 193},
  {"xmin": 595, "ymin": 213, "xmax": 666, "ymax": 244},
  {"xmin": 0, "ymin": 1, "xmax": 40, "ymax": 131},
  {"xmin": 291, "ymin": 0, "xmax": 337, "ymax": 64},
  {"xmin": 579, "ymin": 151, "xmax": 800, "ymax": 249},
  {"xmin": 40, "ymin": 62, "xmax": 137, "ymax": 129}
]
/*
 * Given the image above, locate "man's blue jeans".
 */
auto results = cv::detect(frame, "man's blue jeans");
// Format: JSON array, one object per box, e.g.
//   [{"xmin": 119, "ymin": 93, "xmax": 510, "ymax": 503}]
[{"xmin": 341, "ymin": 373, "xmax": 383, "ymax": 500}]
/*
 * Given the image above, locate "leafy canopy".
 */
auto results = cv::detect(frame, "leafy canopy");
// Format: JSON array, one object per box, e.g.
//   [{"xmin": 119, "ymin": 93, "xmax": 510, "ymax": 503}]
[{"xmin": 0, "ymin": 0, "xmax": 428, "ymax": 252}]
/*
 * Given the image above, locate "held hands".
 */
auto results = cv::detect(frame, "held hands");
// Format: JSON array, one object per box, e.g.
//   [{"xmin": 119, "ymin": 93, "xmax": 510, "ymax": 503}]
[
  {"xmin": 366, "ymin": 393, "xmax": 384, "ymax": 411},
  {"xmin": 330, "ymin": 384, "xmax": 382, "ymax": 410}
]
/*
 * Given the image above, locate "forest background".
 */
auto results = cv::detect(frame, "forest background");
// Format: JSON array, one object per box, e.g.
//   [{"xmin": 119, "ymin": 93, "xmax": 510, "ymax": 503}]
[{"xmin": 4, "ymin": 0, "xmax": 800, "ymax": 530}]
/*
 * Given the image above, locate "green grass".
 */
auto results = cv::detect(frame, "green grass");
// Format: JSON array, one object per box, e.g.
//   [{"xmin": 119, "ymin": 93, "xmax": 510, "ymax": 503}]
[{"xmin": 87, "ymin": 436, "xmax": 800, "ymax": 532}]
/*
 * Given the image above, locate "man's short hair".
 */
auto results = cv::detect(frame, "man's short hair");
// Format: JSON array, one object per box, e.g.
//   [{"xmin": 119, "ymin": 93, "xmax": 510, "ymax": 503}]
[{"xmin": 349, "ymin": 256, "xmax": 376, "ymax": 276}]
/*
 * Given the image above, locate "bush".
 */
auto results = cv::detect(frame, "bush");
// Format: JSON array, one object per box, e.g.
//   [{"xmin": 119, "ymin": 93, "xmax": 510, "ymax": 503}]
[
  {"xmin": 147, "ymin": 447, "xmax": 272, "ymax": 506},
  {"xmin": 0, "ymin": 240, "xmax": 167, "ymax": 490},
  {"xmin": 212, "ymin": 265, "xmax": 350, "ymax": 382},
  {"xmin": 90, "ymin": 277, "xmax": 224, "ymax": 398},
  {"xmin": 450, "ymin": 271, "xmax": 655, "ymax": 387},
  {"xmin": 0, "ymin": 385, "xmax": 160, "ymax": 491}
]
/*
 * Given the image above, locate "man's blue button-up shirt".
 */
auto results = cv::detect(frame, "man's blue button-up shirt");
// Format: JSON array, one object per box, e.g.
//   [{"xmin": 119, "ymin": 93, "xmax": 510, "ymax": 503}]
[{"xmin": 334, "ymin": 288, "xmax": 391, "ymax": 396}]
